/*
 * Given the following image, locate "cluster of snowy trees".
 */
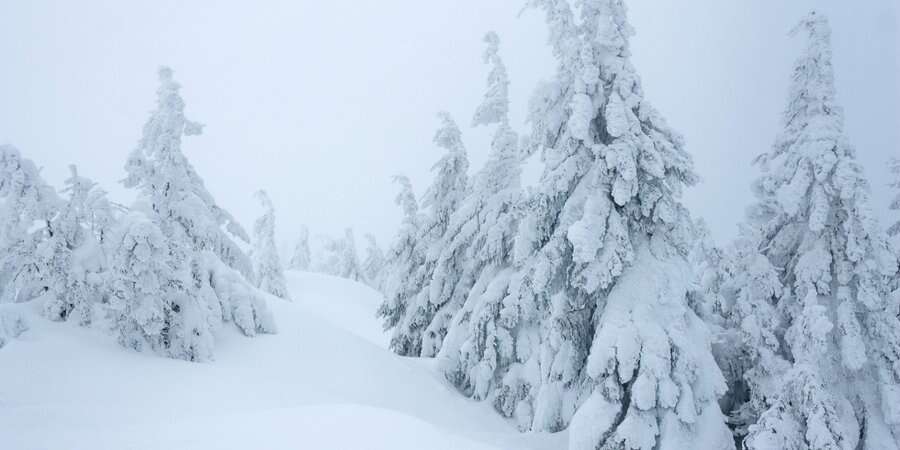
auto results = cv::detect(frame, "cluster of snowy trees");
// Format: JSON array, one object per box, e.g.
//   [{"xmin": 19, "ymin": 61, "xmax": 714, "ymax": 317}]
[
  {"xmin": 0, "ymin": 68, "xmax": 294, "ymax": 361},
  {"xmin": 1, "ymin": 1, "xmax": 897, "ymax": 448},
  {"xmin": 289, "ymin": 225, "xmax": 386, "ymax": 288},
  {"xmin": 378, "ymin": 3, "xmax": 900, "ymax": 449}
]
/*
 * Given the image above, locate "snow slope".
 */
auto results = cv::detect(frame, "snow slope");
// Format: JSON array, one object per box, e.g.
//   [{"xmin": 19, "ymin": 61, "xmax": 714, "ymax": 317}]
[{"xmin": 0, "ymin": 271, "xmax": 565, "ymax": 450}]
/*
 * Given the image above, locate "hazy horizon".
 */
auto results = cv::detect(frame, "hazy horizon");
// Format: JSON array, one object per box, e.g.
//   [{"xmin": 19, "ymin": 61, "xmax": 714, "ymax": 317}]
[{"xmin": 2, "ymin": 0, "xmax": 897, "ymax": 251}]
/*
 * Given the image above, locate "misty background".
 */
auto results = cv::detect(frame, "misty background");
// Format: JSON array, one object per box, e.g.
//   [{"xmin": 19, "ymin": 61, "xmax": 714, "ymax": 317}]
[{"xmin": 2, "ymin": 0, "xmax": 897, "ymax": 252}]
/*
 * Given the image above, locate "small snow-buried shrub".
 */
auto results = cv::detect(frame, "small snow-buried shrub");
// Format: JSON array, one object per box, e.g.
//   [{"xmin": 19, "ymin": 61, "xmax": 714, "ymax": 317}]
[{"xmin": 0, "ymin": 306, "xmax": 28, "ymax": 349}]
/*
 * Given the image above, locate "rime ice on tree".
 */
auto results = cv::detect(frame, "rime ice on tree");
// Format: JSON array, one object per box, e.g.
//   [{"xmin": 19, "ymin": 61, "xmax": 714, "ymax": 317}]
[
  {"xmin": 0, "ymin": 145, "xmax": 60, "ymax": 305},
  {"xmin": 289, "ymin": 225, "xmax": 312, "ymax": 271},
  {"xmin": 252, "ymin": 190, "xmax": 290, "ymax": 300},
  {"xmin": 378, "ymin": 175, "xmax": 425, "ymax": 333},
  {"xmin": 383, "ymin": 115, "xmax": 470, "ymax": 356},
  {"xmin": 338, "ymin": 228, "xmax": 364, "ymax": 282},
  {"xmin": 42, "ymin": 165, "xmax": 116, "ymax": 325},
  {"xmin": 434, "ymin": 32, "xmax": 524, "ymax": 388},
  {"xmin": 719, "ymin": 12, "xmax": 900, "ymax": 450},
  {"xmin": 362, "ymin": 234, "xmax": 386, "ymax": 289},
  {"xmin": 501, "ymin": 3, "xmax": 731, "ymax": 447},
  {"xmin": 379, "ymin": 2, "xmax": 733, "ymax": 448},
  {"xmin": 114, "ymin": 67, "xmax": 275, "ymax": 361}
]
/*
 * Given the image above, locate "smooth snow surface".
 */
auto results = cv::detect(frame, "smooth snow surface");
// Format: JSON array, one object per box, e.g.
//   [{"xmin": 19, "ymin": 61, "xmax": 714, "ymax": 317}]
[{"xmin": 0, "ymin": 271, "xmax": 564, "ymax": 450}]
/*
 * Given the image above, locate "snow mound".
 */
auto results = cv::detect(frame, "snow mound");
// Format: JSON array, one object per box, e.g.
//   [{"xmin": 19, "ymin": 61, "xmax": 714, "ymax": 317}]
[{"xmin": 0, "ymin": 271, "xmax": 564, "ymax": 450}]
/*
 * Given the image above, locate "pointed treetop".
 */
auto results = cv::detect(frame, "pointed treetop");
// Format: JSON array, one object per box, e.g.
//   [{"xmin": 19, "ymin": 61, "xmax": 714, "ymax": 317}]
[
  {"xmin": 470, "ymin": 32, "xmax": 521, "ymax": 197},
  {"xmin": 61, "ymin": 164, "xmax": 98, "ymax": 204},
  {"xmin": 158, "ymin": 65, "xmax": 174, "ymax": 82},
  {"xmin": 775, "ymin": 10, "xmax": 841, "ymax": 153},
  {"xmin": 125, "ymin": 66, "xmax": 252, "ymax": 276},
  {"xmin": 155, "ymin": 66, "xmax": 204, "ymax": 137},
  {"xmin": 581, "ymin": 0, "xmax": 634, "ymax": 56},
  {"xmin": 790, "ymin": 10, "xmax": 830, "ymax": 41},
  {"xmin": 392, "ymin": 175, "xmax": 418, "ymax": 219},
  {"xmin": 424, "ymin": 113, "xmax": 469, "ymax": 218},
  {"xmin": 64, "ymin": 163, "xmax": 92, "ymax": 189},
  {"xmin": 433, "ymin": 112, "xmax": 464, "ymax": 153},
  {"xmin": 789, "ymin": 10, "xmax": 836, "ymax": 100},
  {"xmin": 527, "ymin": 0, "xmax": 577, "ymax": 68},
  {"xmin": 472, "ymin": 31, "xmax": 511, "ymax": 127},
  {"xmin": 255, "ymin": 189, "xmax": 274, "ymax": 211}
]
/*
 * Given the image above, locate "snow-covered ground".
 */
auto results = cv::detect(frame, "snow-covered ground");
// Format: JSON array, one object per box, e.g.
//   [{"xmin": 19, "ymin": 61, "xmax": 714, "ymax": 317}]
[{"xmin": 0, "ymin": 271, "xmax": 565, "ymax": 450}]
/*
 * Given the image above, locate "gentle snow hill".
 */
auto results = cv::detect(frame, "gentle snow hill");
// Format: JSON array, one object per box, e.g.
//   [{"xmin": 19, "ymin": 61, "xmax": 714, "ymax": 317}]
[{"xmin": 0, "ymin": 271, "xmax": 565, "ymax": 450}]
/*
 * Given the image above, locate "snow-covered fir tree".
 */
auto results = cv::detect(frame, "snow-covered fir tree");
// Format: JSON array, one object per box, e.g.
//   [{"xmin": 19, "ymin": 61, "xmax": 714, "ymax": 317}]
[
  {"xmin": 313, "ymin": 234, "xmax": 342, "ymax": 276},
  {"xmin": 0, "ymin": 145, "xmax": 61, "ymax": 305},
  {"xmin": 684, "ymin": 220, "xmax": 752, "ymax": 434},
  {"xmin": 123, "ymin": 68, "xmax": 254, "ymax": 282},
  {"xmin": 252, "ymin": 190, "xmax": 290, "ymax": 300},
  {"xmin": 429, "ymin": 31, "xmax": 524, "ymax": 374},
  {"xmin": 887, "ymin": 158, "xmax": 900, "ymax": 290},
  {"xmin": 115, "ymin": 67, "xmax": 275, "ymax": 361},
  {"xmin": 888, "ymin": 157, "xmax": 900, "ymax": 240},
  {"xmin": 42, "ymin": 165, "xmax": 116, "ymax": 325},
  {"xmin": 423, "ymin": 2, "xmax": 734, "ymax": 448},
  {"xmin": 377, "ymin": 175, "xmax": 425, "ymax": 332},
  {"xmin": 108, "ymin": 213, "xmax": 181, "ymax": 354},
  {"xmin": 289, "ymin": 225, "xmax": 311, "ymax": 271},
  {"xmin": 712, "ymin": 229, "xmax": 787, "ymax": 440},
  {"xmin": 338, "ymin": 228, "xmax": 363, "ymax": 282},
  {"xmin": 686, "ymin": 219, "xmax": 728, "ymax": 322},
  {"xmin": 888, "ymin": 158, "xmax": 900, "ymax": 308},
  {"xmin": 380, "ymin": 2, "xmax": 734, "ymax": 447},
  {"xmin": 382, "ymin": 113, "xmax": 469, "ymax": 356},
  {"xmin": 722, "ymin": 12, "xmax": 900, "ymax": 449},
  {"xmin": 361, "ymin": 233, "xmax": 386, "ymax": 289}
]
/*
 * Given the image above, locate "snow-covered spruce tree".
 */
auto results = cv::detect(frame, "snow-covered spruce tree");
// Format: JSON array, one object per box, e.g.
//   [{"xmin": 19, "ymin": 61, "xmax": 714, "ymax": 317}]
[
  {"xmin": 42, "ymin": 165, "xmax": 116, "ymax": 325},
  {"xmin": 124, "ymin": 68, "xmax": 254, "ymax": 282},
  {"xmin": 251, "ymin": 190, "xmax": 290, "ymax": 300},
  {"xmin": 377, "ymin": 175, "xmax": 425, "ymax": 332},
  {"xmin": 723, "ymin": 13, "xmax": 900, "ymax": 449},
  {"xmin": 435, "ymin": 2, "xmax": 733, "ymax": 448},
  {"xmin": 384, "ymin": 114, "xmax": 469, "ymax": 356},
  {"xmin": 888, "ymin": 158, "xmax": 900, "ymax": 240},
  {"xmin": 338, "ymin": 228, "xmax": 364, "ymax": 282},
  {"xmin": 108, "ymin": 212, "xmax": 180, "ymax": 354},
  {"xmin": 887, "ymin": 158, "xmax": 900, "ymax": 295},
  {"xmin": 289, "ymin": 225, "xmax": 311, "ymax": 271},
  {"xmin": 429, "ymin": 31, "xmax": 523, "ymax": 373},
  {"xmin": 686, "ymin": 220, "xmax": 729, "ymax": 322},
  {"xmin": 362, "ymin": 233, "xmax": 386, "ymax": 289},
  {"xmin": 684, "ymin": 220, "xmax": 753, "ymax": 428},
  {"xmin": 714, "ymin": 229, "xmax": 787, "ymax": 440},
  {"xmin": 116, "ymin": 67, "xmax": 274, "ymax": 361},
  {"xmin": 313, "ymin": 234, "xmax": 342, "ymax": 276},
  {"xmin": 0, "ymin": 145, "xmax": 61, "ymax": 304}
]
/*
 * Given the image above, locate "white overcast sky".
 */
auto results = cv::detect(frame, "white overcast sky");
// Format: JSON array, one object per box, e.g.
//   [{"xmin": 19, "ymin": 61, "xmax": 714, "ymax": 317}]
[{"xmin": 1, "ymin": 0, "xmax": 897, "ymax": 250}]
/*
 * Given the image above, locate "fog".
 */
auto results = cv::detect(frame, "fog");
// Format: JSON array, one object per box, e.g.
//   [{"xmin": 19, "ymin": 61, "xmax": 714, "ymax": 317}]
[{"xmin": 2, "ymin": 0, "xmax": 897, "ymax": 249}]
